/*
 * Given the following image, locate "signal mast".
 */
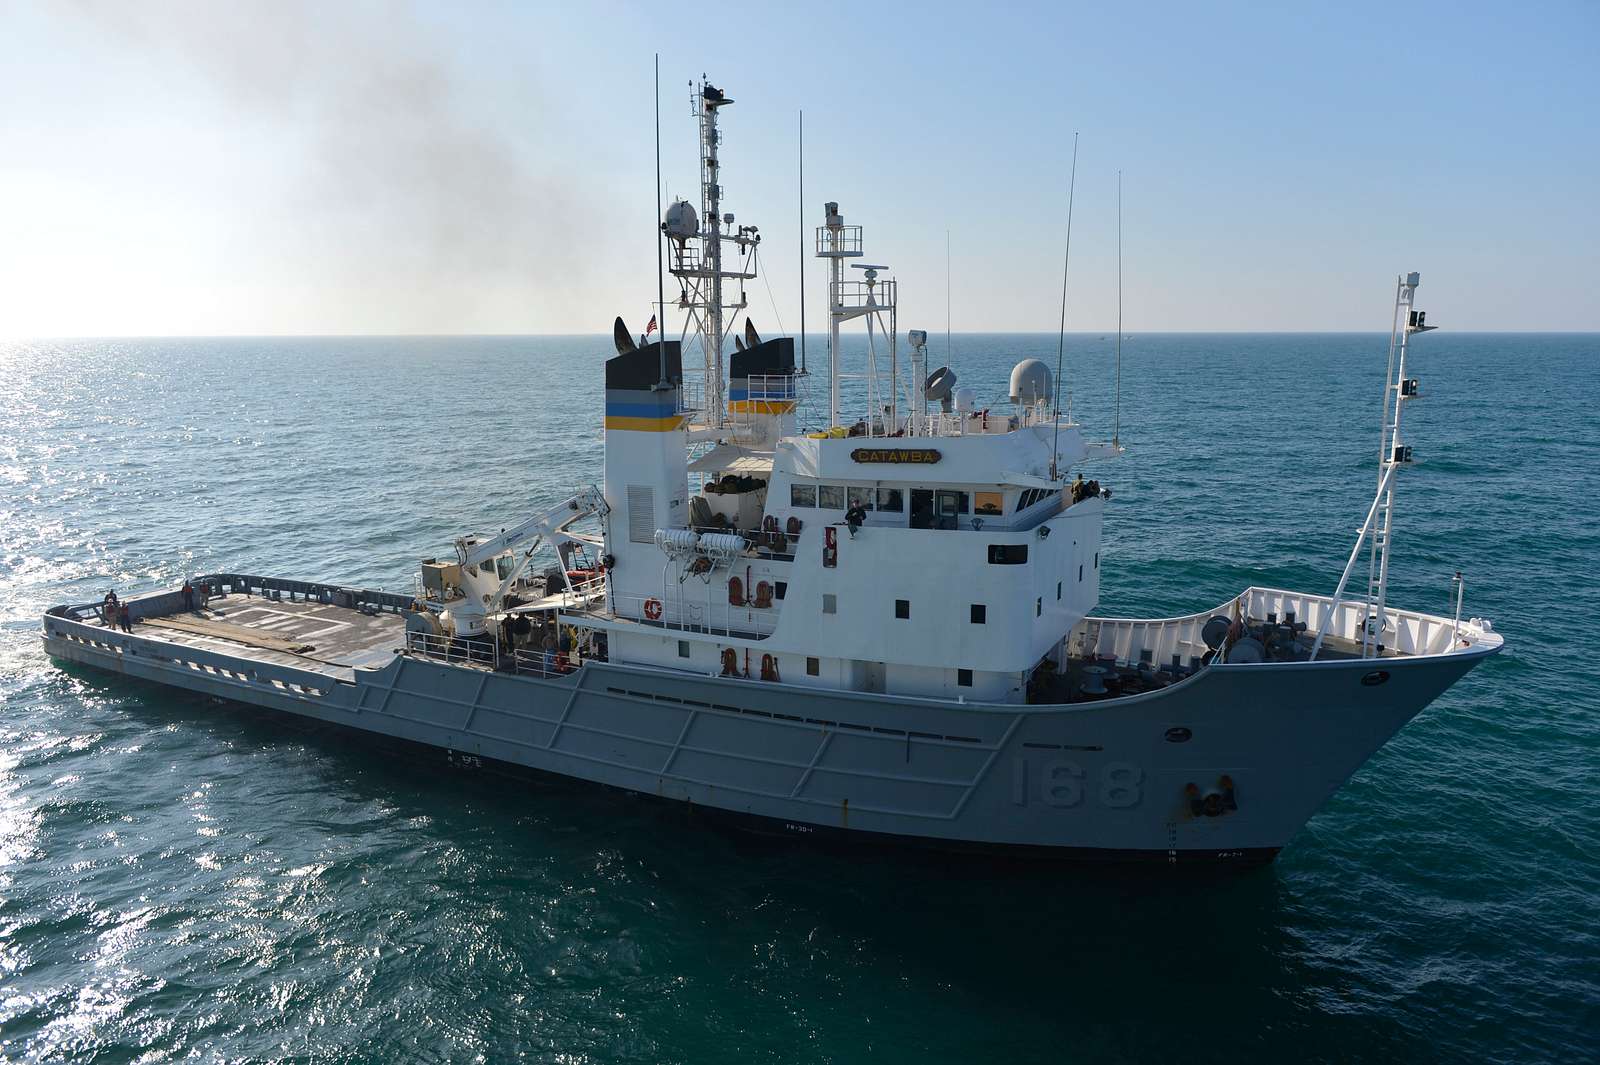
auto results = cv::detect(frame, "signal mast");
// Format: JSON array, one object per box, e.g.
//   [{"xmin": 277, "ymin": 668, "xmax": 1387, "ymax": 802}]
[
  {"xmin": 1310, "ymin": 271, "xmax": 1436, "ymax": 660},
  {"xmin": 661, "ymin": 79, "xmax": 761, "ymax": 428},
  {"xmin": 816, "ymin": 201, "xmax": 898, "ymax": 433}
]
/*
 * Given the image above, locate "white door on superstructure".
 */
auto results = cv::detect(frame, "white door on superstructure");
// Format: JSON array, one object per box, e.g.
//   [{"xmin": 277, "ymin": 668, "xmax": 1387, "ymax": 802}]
[{"xmin": 862, "ymin": 660, "xmax": 886, "ymax": 694}]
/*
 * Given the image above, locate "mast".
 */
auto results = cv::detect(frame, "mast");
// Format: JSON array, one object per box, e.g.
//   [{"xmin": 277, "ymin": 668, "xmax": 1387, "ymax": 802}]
[
  {"xmin": 1310, "ymin": 272, "xmax": 1434, "ymax": 660},
  {"xmin": 817, "ymin": 202, "xmax": 858, "ymax": 428},
  {"xmin": 698, "ymin": 79, "xmax": 728, "ymax": 421},
  {"xmin": 663, "ymin": 78, "xmax": 760, "ymax": 429},
  {"xmin": 815, "ymin": 204, "xmax": 895, "ymax": 433}
]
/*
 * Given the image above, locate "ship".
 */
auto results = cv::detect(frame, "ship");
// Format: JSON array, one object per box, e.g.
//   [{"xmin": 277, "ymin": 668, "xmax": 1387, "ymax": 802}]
[{"xmin": 41, "ymin": 79, "xmax": 1501, "ymax": 865}]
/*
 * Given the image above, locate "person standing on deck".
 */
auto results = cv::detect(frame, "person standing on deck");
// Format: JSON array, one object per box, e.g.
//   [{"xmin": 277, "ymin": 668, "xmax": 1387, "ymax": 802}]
[
  {"xmin": 845, "ymin": 498, "xmax": 867, "ymax": 539},
  {"xmin": 102, "ymin": 590, "xmax": 118, "ymax": 626},
  {"xmin": 182, "ymin": 580, "xmax": 195, "ymax": 612},
  {"xmin": 118, "ymin": 602, "xmax": 132, "ymax": 633}
]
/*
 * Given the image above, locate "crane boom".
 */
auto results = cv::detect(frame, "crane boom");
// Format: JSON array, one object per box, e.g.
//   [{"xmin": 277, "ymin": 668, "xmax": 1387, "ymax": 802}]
[{"xmin": 456, "ymin": 487, "xmax": 608, "ymax": 570}]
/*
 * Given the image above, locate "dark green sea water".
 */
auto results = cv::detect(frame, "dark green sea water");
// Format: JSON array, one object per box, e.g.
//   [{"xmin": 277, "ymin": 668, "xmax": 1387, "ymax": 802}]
[{"xmin": 1, "ymin": 334, "xmax": 1595, "ymax": 1063}]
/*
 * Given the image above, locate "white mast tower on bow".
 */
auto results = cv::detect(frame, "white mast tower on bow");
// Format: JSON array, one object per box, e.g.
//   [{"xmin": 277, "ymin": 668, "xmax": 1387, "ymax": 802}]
[
  {"xmin": 662, "ymin": 78, "xmax": 761, "ymax": 429},
  {"xmin": 1311, "ymin": 271, "xmax": 1436, "ymax": 660}
]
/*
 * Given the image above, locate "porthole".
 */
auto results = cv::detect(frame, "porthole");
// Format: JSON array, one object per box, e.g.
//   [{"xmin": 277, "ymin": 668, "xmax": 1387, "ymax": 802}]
[
  {"xmin": 1361, "ymin": 670, "xmax": 1391, "ymax": 687},
  {"xmin": 1165, "ymin": 727, "xmax": 1193, "ymax": 743}
]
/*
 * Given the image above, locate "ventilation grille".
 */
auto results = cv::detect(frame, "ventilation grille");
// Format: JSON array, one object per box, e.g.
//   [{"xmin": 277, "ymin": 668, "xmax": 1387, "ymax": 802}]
[{"xmin": 627, "ymin": 484, "xmax": 655, "ymax": 544}]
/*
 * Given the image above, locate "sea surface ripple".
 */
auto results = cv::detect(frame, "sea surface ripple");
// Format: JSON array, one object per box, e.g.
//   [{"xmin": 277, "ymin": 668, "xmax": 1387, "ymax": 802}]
[{"xmin": 0, "ymin": 334, "xmax": 1595, "ymax": 1063}]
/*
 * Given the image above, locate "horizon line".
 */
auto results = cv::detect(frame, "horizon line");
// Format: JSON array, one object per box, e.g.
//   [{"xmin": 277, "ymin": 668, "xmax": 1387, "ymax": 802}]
[{"xmin": 5, "ymin": 329, "xmax": 1597, "ymax": 342}]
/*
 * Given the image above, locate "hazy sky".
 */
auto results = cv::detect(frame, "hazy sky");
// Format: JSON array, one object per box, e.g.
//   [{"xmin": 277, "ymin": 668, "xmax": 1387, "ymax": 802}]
[{"xmin": 1, "ymin": 0, "xmax": 1595, "ymax": 337}]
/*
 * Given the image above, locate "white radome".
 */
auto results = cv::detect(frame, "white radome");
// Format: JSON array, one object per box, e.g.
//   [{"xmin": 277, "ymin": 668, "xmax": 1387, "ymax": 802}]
[
  {"xmin": 663, "ymin": 199, "xmax": 699, "ymax": 239},
  {"xmin": 1009, "ymin": 358, "xmax": 1053, "ymax": 405}
]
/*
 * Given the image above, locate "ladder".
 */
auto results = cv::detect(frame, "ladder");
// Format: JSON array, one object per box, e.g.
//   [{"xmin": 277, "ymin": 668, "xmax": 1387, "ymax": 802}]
[{"xmin": 1310, "ymin": 273, "xmax": 1434, "ymax": 661}]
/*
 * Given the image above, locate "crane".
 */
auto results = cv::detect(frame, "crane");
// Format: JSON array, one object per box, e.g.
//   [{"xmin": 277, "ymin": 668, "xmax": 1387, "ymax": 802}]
[{"xmin": 425, "ymin": 486, "xmax": 609, "ymax": 637}]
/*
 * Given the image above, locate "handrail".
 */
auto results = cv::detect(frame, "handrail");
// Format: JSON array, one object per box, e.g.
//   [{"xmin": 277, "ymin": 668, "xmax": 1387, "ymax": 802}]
[{"xmin": 403, "ymin": 629, "xmax": 580, "ymax": 679}]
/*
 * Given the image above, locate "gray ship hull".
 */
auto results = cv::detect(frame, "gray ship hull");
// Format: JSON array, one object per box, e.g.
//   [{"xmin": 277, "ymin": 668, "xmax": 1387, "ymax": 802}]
[{"xmin": 41, "ymin": 576, "xmax": 1495, "ymax": 865}]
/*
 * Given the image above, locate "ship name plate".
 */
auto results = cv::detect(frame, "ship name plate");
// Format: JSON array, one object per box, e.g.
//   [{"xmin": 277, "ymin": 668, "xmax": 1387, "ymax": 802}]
[{"xmin": 849, "ymin": 447, "xmax": 942, "ymax": 465}]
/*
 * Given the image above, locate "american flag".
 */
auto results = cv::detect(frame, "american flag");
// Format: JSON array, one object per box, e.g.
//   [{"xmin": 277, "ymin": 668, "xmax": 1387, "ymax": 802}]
[{"xmin": 644, "ymin": 315, "xmax": 657, "ymax": 337}]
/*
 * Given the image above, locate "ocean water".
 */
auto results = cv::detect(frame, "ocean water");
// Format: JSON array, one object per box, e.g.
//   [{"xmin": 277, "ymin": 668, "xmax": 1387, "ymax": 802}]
[{"xmin": 0, "ymin": 333, "xmax": 1595, "ymax": 1063}]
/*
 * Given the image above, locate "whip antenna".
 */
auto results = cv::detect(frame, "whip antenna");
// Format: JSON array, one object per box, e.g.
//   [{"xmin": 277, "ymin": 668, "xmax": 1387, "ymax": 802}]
[
  {"xmin": 798, "ymin": 110, "xmax": 806, "ymax": 375},
  {"xmin": 1115, "ymin": 168, "xmax": 1122, "ymax": 449},
  {"xmin": 653, "ymin": 54, "xmax": 668, "ymax": 389},
  {"xmin": 1050, "ymin": 132, "xmax": 1080, "ymax": 479}
]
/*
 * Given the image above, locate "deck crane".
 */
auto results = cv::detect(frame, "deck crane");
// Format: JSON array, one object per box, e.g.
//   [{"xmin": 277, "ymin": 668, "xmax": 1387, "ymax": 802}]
[{"xmin": 427, "ymin": 486, "xmax": 609, "ymax": 637}]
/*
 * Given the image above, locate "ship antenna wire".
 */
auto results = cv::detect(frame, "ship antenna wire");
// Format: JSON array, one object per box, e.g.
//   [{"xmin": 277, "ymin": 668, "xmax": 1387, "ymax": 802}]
[
  {"xmin": 653, "ymin": 53, "xmax": 668, "ymax": 390},
  {"xmin": 798, "ymin": 110, "xmax": 807, "ymax": 375},
  {"xmin": 945, "ymin": 229, "xmax": 952, "ymax": 361},
  {"xmin": 1114, "ymin": 167, "xmax": 1122, "ymax": 449},
  {"xmin": 1050, "ymin": 132, "xmax": 1080, "ymax": 480}
]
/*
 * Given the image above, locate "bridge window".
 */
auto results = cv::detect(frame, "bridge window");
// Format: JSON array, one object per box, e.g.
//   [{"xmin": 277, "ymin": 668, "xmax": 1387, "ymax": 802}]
[
  {"xmin": 957, "ymin": 669, "xmax": 973, "ymax": 687},
  {"xmin": 895, "ymin": 599, "xmax": 910, "ymax": 620},
  {"xmin": 876, "ymin": 487, "xmax": 904, "ymax": 512},
  {"xmin": 775, "ymin": 581, "xmax": 787, "ymax": 600},
  {"xmin": 822, "ymin": 594, "xmax": 837, "ymax": 615},
  {"xmin": 806, "ymin": 656, "xmax": 820, "ymax": 676},
  {"xmin": 819, "ymin": 485, "xmax": 846, "ymax": 510},
  {"xmin": 987, "ymin": 544, "xmax": 1029, "ymax": 565},
  {"xmin": 791, "ymin": 483, "xmax": 816, "ymax": 507},
  {"xmin": 970, "ymin": 604, "xmax": 986, "ymax": 624},
  {"xmin": 974, "ymin": 491, "xmax": 1003, "ymax": 516},
  {"xmin": 678, "ymin": 640, "xmax": 691, "ymax": 658}
]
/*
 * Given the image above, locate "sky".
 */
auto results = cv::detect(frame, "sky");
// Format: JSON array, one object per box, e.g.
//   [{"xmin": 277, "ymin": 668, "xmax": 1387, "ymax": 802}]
[{"xmin": 0, "ymin": 0, "xmax": 1595, "ymax": 337}]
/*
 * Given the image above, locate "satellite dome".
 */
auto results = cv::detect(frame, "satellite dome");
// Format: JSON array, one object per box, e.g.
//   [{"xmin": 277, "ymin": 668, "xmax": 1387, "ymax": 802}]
[
  {"xmin": 1009, "ymin": 358, "xmax": 1053, "ymax": 405},
  {"xmin": 663, "ymin": 199, "xmax": 699, "ymax": 239}
]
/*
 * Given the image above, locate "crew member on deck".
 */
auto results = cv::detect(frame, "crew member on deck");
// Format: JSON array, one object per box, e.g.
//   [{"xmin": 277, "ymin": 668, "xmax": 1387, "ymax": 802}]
[
  {"xmin": 182, "ymin": 580, "xmax": 195, "ymax": 612},
  {"xmin": 845, "ymin": 498, "xmax": 867, "ymax": 538}
]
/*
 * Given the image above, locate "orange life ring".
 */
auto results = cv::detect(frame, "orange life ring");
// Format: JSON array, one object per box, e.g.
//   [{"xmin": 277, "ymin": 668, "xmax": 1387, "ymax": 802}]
[{"xmin": 643, "ymin": 598, "xmax": 663, "ymax": 620}]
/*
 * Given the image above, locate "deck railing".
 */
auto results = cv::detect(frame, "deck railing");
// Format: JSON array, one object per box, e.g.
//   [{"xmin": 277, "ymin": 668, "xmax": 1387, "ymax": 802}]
[
  {"xmin": 1066, "ymin": 585, "xmax": 1478, "ymax": 670},
  {"xmin": 403, "ymin": 629, "xmax": 579, "ymax": 678},
  {"xmin": 199, "ymin": 573, "xmax": 413, "ymax": 615}
]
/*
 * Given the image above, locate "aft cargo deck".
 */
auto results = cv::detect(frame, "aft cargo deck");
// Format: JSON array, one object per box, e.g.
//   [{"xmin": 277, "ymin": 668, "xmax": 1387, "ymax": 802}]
[
  {"xmin": 140, "ymin": 594, "xmax": 404, "ymax": 675},
  {"xmin": 49, "ymin": 575, "xmax": 412, "ymax": 684}
]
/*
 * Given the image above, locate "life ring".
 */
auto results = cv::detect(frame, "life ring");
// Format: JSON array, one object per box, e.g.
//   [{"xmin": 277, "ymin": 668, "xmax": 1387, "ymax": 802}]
[{"xmin": 643, "ymin": 598, "xmax": 663, "ymax": 620}]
